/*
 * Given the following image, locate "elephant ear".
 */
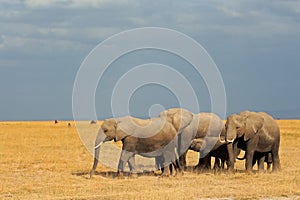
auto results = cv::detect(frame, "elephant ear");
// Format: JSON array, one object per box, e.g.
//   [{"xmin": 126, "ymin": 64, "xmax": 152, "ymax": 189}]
[
  {"xmin": 244, "ymin": 113, "xmax": 264, "ymax": 141},
  {"xmin": 115, "ymin": 123, "xmax": 128, "ymax": 141},
  {"xmin": 159, "ymin": 108, "xmax": 193, "ymax": 132}
]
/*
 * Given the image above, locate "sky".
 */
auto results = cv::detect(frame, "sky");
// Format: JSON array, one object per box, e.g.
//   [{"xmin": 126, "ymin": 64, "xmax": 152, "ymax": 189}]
[{"xmin": 0, "ymin": 0, "xmax": 300, "ymax": 120}]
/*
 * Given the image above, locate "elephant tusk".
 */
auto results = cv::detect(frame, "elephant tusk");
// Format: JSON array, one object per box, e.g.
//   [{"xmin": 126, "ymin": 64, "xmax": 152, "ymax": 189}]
[
  {"xmin": 226, "ymin": 139, "xmax": 235, "ymax": 143},
  {"xmin": 94, "ymin": 141, "xmax": 103, "ymax": 149},
  {"xmin": 219, "ymin": 136, "xmax": 226, "ymax": 143},
  {"xmin": 219, "ymin": 139, "xmax": 226, "ymax": 144}
]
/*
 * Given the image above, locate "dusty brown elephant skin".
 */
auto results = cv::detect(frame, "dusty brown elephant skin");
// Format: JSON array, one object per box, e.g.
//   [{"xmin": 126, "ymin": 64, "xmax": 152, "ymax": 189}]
[
  {"xmin": 90, "ymin": 116, "xmax": 180, "ymax": 177},
  {"xmin": 159, "ymin": 108, "xmax": 225, "ymax": 170},
  {"xmin": 225, "ymin": 111, "xmax": 280, "ymax": 173}
]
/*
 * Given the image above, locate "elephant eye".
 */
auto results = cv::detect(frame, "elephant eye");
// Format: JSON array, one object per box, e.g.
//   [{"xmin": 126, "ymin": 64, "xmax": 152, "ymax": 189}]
[{"xmin": 103, "ymin": 129, "xmax": 108, "ymax": 133}]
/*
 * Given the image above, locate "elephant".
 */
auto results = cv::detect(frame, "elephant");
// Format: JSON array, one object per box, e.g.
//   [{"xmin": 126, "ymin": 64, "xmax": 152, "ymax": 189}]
[
  {"xmin": 190, "ymin": 138, "xmax": 228, "ymax": 171},
  {"xmin": 158, "ymin": 108, "xmax": 194, "ymax": 167},
  {"xmin": 223, "ymin": 110, "xmax": 280, "ymax": 173},
  {"xmin": 158, "ymin": 108, "xmax": 225, "ymax": 170},
  {"xmin": 90, "ymin": 116, "xmax": 181, "ymax": 177}
]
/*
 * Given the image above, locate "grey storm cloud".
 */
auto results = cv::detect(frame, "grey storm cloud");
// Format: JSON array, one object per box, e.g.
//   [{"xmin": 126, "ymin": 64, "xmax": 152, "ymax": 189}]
[{"xmin": 0, "ymin": 0, "xmax": 300, "ymax": 120}]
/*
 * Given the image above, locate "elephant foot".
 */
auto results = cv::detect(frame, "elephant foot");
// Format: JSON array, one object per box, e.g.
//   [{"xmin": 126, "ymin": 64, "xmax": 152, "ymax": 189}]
[
  {"xmin": 129, "ymin": 173, "xmax": 138, "ymax": 178},
  {"xmin": 143, "ymin": 170, "xmax": 155, "ymax": 176},
  {"xmin": 226, "ymin": 169, "xmax": 235, "ymax": 175},
  {"xmin": 194, "ymin": 166, "xmax": 210, "ymax": 173},
  {"xmin": 213, "ymin": 169, "xmax": 222, "ymax": 175},
  {"xmin": 116, "ymin": 171, "xmax": 125, "ymax": 179},
  {"xmin": 175, "ymin": 170, "xmax": 184, "ymax": 177},
  {"xmin": 245, "ymin": 170, "xmax": 253, "ymax": 175},
  {"xmin": 89, "ymin": 170, "xmax": 95, "ymax": 178},
  {"xmin": 271, "ymin": 168, "xmax": 280, "ymax": 174},
  {"xmin": 160, "ymin": 173, "xmax": 170, "ymax": 178},
  {"xmin": 257, "ymin": 169, "xmax": 266, "ymax": 174}
]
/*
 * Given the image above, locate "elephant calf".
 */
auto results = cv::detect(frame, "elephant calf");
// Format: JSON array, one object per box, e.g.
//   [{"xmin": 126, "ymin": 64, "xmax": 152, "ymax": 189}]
[{"xmin": 190, "ymin": 138, "xmax": 228, "ymax": 171}]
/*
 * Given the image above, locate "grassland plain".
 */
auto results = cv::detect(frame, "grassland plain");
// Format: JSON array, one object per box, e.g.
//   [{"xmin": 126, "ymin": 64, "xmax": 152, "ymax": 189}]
[{"xmin": 0, "ymin": 120, "xmax": 299, "ymax": 200}]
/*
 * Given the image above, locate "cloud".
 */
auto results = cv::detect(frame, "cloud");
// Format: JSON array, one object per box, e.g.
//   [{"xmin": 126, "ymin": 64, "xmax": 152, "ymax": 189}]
[
  {"xmin": 24, "ymin": 0, "xmax": 136, "ymax": 8},
  {"xmin": 0, "ymin": 35, "xmax": 5, "ymax": 49}
]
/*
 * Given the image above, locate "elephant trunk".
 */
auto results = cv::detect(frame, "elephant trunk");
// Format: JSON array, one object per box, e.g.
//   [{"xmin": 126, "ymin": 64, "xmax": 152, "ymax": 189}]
[
  {"xmin": 219, "ymin": 135, "xmax": 226, "ymax": 144},
  {"xmin": 227, "ymin": 142, "xmax": 235, "ymax": 171},
  {"xmin": 90, "ymin": 145, "xmax": 100, "ymax": 178},
  {"xmin": 90, "ymin": 129, "xmax": 109, "ymax": 178},
  {"xmin": 226, "ymin": 125, "xmax": 237, "ymax": 143}
]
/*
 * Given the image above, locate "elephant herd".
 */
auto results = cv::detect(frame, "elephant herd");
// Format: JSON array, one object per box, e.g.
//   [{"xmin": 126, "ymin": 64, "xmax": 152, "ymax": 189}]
[{"xmin": 90, "ymin": 108, "xmax": 281, "ymax": 177}]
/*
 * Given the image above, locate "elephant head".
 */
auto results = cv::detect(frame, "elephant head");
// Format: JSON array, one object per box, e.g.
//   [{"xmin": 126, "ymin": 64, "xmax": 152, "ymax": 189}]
[
  {"xmin": 90, "ymin": 118, "xmax": 128, "ymax": 178},
  {"xmin": 100, "ymin": 118, "xmax": 128, "ymax": 142},
  {"xmin": 189, "ymin": 138, "xmax": 204, "ymax": 152},
  {"xmin": 226, "ymin": 111, "xmax": 264, "ymax": 142},
  {"xmin": 159, "ymin": 108, "xmax": 194, "ymax": 133}
]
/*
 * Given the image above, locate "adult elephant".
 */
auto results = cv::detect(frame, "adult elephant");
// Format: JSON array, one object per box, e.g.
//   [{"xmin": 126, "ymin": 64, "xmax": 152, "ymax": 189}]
[
  {"xmin": 158, "ymin": 108, "xmax": 194, "ymax": 167},
  {"xmin": 90, "ymin": 116, "xmax": 180, "ymax": 178},
  {"xmin": 224, "ymin": 111, "xmax": 280, "ymax": 173},
  {"xmin": 159, "ymin": 108, "xmax": 225, "ymax": 170}
]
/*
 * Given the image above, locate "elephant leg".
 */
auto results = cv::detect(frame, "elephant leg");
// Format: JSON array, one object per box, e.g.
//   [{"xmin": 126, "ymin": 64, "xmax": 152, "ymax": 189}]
[
  {"xmin": 271, "ymin": 145, "xmax": 281, "ymax": 172},
  {"xmin": 118, "ymin": 150, "xmax": 134, "ymax": 175},
  {"xmin": 257, "ymin": 155, "xmax": 265, "ymax": 172},
  {"xmin": 128, "ymin": 156, "xmax": 137, "ymax": 174},
  {"xmin": 179, "ymin": 151, "xmax": 187, "ymax": 170},
  {"xmin": 267, "ymin": 162, "xmax": 272, "ymax": 171},
  {"xmin": 157, "ymin": 156, "xmax": 181, "ymax": 176},
  {"xmin": 195, "ymin": 153, "xmax": 211, "ymax": 172},
  {"xmin": 245, "ymin": 150, "xmax": 255, "ymax": 173},
  {"xmin": 161, "ymin": 144, "xmax": 176, "ymax": 176},
  {"xmin": 227, "ymin": 142, "xmax": 235, "ymax": 171},
  {"xmin": 266, "ymin": 153, "xmax": 272, "ymax": 172},
  {"xmin": 213, "ymin": 157, "xmax": 221, "ymax": 173},
  {"xmin": 252, "ymin": 152, "xmax": 257, "ymax": 167},
  {"xmin": 161, "ymin": 162, "xmax": 171, "ymax": 176},
  {"xmin": 221, "ymin": 159, "xmax": 225, "ymax": 169},
  {"xmin": 155, "ymin": 156, "xmax": 164, "ymax": 171},
  {"xmin": 173, "ymin": 160, "xmax": 184, "ymax": 176}
]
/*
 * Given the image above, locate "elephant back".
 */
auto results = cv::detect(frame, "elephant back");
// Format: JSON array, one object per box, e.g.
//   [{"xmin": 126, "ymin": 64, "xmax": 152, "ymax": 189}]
[
  {"xmin": 159, "ymin": 108, "xmax": 194, "ymax": 133},
  {"xmin": 195, "ymin": 112, "xmax": 224, "ymax": 139}
]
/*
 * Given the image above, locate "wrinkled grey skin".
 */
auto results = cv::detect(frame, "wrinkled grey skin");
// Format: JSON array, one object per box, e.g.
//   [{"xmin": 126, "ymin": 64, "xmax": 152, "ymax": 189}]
[
  {"xmin": 159, "ymin": 108, "xmax": 225, "ymax": 170},
  {"xmin": 90, "ymin": 116, "xmax": 180, "ymax": 177},
  {"xmin": 224, "ymin": 111, "xmax": 280, "ymax": 173}
]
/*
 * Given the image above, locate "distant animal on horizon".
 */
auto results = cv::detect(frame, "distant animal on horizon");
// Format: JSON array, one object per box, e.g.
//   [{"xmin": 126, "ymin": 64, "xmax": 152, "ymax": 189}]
[
  {"xmin": 68, "ymin": 123, "xmax": 71, "ymax": 128},
  {"xmin": 54, "ymin": 120, "xmax": 58, "ymax": 124},
  {"xmin": 90, "ymin": 120, "xmax": 97, "ymax": 124}
]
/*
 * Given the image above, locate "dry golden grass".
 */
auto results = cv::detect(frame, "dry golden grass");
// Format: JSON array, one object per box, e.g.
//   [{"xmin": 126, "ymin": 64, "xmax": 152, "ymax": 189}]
[{"xmin": 0, "ymin": 120, "xmax": 299, "ymax": 199}]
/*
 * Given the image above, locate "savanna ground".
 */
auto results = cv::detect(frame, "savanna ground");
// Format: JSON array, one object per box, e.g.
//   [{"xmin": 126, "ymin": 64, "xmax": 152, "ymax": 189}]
[{"xmin": 0, "ymin": 120, "xmax": 299, "ymax": 200}]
